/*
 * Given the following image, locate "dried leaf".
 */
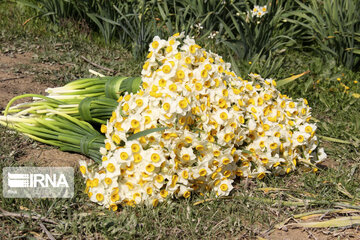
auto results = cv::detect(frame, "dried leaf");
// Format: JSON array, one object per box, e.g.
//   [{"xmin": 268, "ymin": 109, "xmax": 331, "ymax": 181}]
[
  {"xmin": 276, "ymin": 70, "xmax": 310, "ymax": 87},
  {"xmin": 289, "ymin": 216, "xmax": 360, "ymax": 228},
  {"xmin": 294, "ymin": 208, "xmax": 360, "ymax": 220},
  {"xmin": 274, "ymin": 217, "xmax": 292, "ymax": 229},
  {"xmin": 256, "ymin": 187, "xmax": 288, "ymax": 193},
  {"xmin": 336, "ymin": 183, "xmax": 354, "ymax": 199}
]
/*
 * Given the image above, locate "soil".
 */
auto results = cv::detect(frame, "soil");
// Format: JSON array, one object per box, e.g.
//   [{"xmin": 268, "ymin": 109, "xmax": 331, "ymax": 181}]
[
  {"xmin": 266, "ymin": 227, "xmax": 359, "ymax": 240},
  {"xmin": 0, "ymin": 52, "xmax": 55, "ymax": 108},
  {"xmin": 18, "ymin": 146, "xmax": 89, "ymax": 167},
  {"xmin": 0, "ymin": 51, "xmax": 90, "ymax": 167}
]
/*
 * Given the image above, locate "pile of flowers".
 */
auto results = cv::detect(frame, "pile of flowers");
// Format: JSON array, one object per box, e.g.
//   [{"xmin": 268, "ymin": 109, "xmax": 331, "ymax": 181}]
[{"xmin": 79, "ymin": 33, "xmax": 326, "ymax": 209}]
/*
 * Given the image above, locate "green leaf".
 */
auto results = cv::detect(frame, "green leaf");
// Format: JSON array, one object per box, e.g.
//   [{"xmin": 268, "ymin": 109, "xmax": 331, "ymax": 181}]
[
  {"xmin": 87, "ymin": 13, "xmax": 109, "ymax": 43},
  {"xmin": 78, "ymin": 97, "xmax": 95, "ymax": 122},
  {"xmin": 127, "ymin": 127, "xmax": 168, "ymax": 141},
  {"xmin": 119, "ymin": 77, "xmax": 142, "ymax": 94},
  {"xmin": 16, "ymin": 0, "xmax": 43, "ymax": 12},
  {"xmin": 104, "ymin": 76, "xmax": 128, "ymax": 99},
  {"xmin": 352, "ymin": 49, "xmax": 360, "ymax": 55},
  {"xmin": 241, "ymin": 149, "xmax": 253, "ymax": 154}
]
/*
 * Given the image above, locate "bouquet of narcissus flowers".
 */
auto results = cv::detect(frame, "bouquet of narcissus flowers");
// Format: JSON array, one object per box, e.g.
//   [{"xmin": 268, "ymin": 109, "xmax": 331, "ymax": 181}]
[{"xmin": 79, "ymin": 33, "xmax": 327, "ymax": 209}]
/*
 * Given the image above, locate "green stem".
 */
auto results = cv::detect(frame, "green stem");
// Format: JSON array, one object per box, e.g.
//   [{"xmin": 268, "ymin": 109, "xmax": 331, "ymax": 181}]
[
  {"xmin": 4, "ymin": 94, "xmax": 65, "ymax": 116},
  {"xmin": 15, "ymin": 124, "xmax": 59, "ymax": 140},
  {"xmin": 23, "ymin": 133, "xmax": 62, "ymax": 147},
  {"xmin": 50, "ymin": 117, "xmax": 94, "ymax": 135},
  {"xmin": 52, "ymin": 88, "xmax": 105, "ymax": 96},
  {"xmin": 64, "ymin": 78, "xmax": 106, "ymax": 87},
  {"xmin": 46, "ymin": 110, "xmax": 95, "ymax": 132}
]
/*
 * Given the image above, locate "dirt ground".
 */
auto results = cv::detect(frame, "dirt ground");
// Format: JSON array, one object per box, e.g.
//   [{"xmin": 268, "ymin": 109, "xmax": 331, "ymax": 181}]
[
  {"xmin": 0, "ymin": 51, "xmax": 89, "ymax": 167},
  {"xmin": 0, "ymin": 52, "xmax": 50, "ymax": 108},
  {"xmin": 267, "ymin": 227, "xmax": 359, "ymax": 240},
  {"xmin": 0, "ymin": 51, "xmax": 359, "ymax": 240}
]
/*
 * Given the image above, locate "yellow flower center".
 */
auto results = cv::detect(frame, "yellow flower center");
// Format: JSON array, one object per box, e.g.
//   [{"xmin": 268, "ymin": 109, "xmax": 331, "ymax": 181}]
[
  {"xmin": 176, "ymin": 70, "xmax": 185, "ymax": 79},
  {"xmin": 146, "ymin": 164, "xmax": 155, "ymax": 172},
  {"xmin": 107, "ymin": 163, "xmax": 115, "ymax": 172},
  {"xmin": 199, "ymin": 169, "xmax": 207, "ymax": 176},
  {"xmin": 246, "ymin": 84, "xmax": 253, "ymax": 91},
  {"xmin": 131, "ymin": 144, "xmax": 140, "ymax": 153},
  {"xmin": 160, "ymin": 189, "xmax": 168, "ymax": 198},
  {"xmin": 201, "ymin": 69, "xmax": 208, "ymax": 78},
  {"xmin": 179, "ymin": 99, "xmax": 188, "ymax": 109},
  {"xmin": 218, "ymin": 65, "xmax": 224, "ymax": 73},
  {"xmin": 96, "ymin": 193, "xmax": 104, "ymax": 202},
  {"xmin": 159, "ymin": 78, "xmax": 166, "ymax": 87},
  {"xmin": 144, "ymin": 116, "xmax": 151, "ymax": 125},
  {"xmin": 163, "ymin": 102, "xmax": 170, "ymax": 111},
  {"xmin": 182, "ymin": 154, "xmax": 190, "ymax": 161},
  {"xmin": 147, "ymin": 51, "xmax": 153, "ymax": 58},
  {"xmin": 105, "ymin": 178, "xmax": 112, "ymax": 185},
  {"xmin": 305, "ymin": 126, "xmax": 312, "ymax": 133},
  {"xmin": 270, "ymin": 143, "xmax": 278, "ymax": 150},
  {"xmin": 152, "ymin": 41, "xmax": 159, "ymax": 49},
  {"xmin": 151, "ymin": 153, "xmax": 160, "ymax": 163},
  {"xmin": 155, "ymin": 175, "xmax": 164, "ymax": 183},
  {"xmin": 220, "ymin": 112, "xmax": 228, "ymax": 120},
  {"xmin": 182, "ymin": 171, "xmax": 189, "ymax": 179},
  {"xmin": 189, "ymin": 45, "xmax": 197, "ymax": 54},
  {"xmin": 169, "ymin": 83, "xmax": 177, "ymax": 92},
  {"xmin": 134, "ymin": 153, "xmax": 142, "ymax": 163},
  {"xmin": 131, "ymin": 119, "xmax": 140, "ymax": 128},
  {"xmin": 112, "ymin": 134, "xmax": 120, "ymax": 144},
  {"xmin": 183, "ymin": 191, "xmax": 191, "ymax": 198},
  {"xmin": 257, "ymin": 172, "xmax": 265, "ymax": 180},
  {"xmin": 100, "ymin": 124, "xmax": 107, "ymax": 133},
  {"xmin": 195, "ymin": 82, "xmax": 203, "ymax": 91},
  {"xmin": 126, "ymin": 182, "xmax": 134, "ymax": 190},
  {"xmin": 80, "ymin": 166, "xmax": 86, "ymax": 174},
  {"xmin": 220, "ymin": 184, "xmax": 228, "ymax": 191},
  {"xmin": 162, "ymin": 65, "xmax": 171, "ymax": 73},
  {"xmin": 222, "ymin": 158, "xmax": 230, "ymax": 165},
  {"xmin": 166, "ymin": 46, "xmax": 172, "ymax": 53},
  {"xmin": 152, "ymin": 199, "xmax": 159, "ymax": 207},
  {"xmin": 120, "ymin": 152, "xmax": 129, "ymax": 160}
]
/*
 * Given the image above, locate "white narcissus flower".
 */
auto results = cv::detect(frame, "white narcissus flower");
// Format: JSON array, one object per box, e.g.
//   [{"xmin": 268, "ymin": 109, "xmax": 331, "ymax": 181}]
[
  {"xmin": 317, "ymin": 148, "xmax": 327, "ymax": 162},
  {"xmin": 251, "ymin": 5, "xmax": 268, "ymax": 18}
]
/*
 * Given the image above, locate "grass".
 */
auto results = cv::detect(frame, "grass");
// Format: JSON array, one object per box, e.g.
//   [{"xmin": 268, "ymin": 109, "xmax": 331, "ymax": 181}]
[
  {"xmin": 1, "ymin": 2, "xmax": 360, "ymax": 239},
  {"xmin": 0, "ymin": 2, "xmax": 142, "ymax": 85}
]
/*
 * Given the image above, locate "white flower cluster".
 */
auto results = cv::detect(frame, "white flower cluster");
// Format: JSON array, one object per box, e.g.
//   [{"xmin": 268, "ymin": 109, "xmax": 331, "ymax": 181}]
[
  {"xmin": 251, "ymin": 5, "xmax": 267, "ymax": 18},
  {"xmin": 208, "ymin": 31, "xmax": 219, "ymax": 39},
  {"xmin": 79, "ymin": 33, "xmax": 326, "ymax": 209}
]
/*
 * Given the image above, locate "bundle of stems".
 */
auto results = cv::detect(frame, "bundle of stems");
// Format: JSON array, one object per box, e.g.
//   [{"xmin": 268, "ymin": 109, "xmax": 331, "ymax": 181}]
[
  {"xmin": 0, "ymin": 75, "xmax": 142, "ymax": 162},
  {"xmin": 3, "ymin": 76, "xmax": 141, "ymax": 123},
  {"xmin": 0, "ymin": 111, "xmax": 105, "ymax": 162},
  {"xmin": 45, "ymin": 76, "xmax": 141, "ymax": 100}
]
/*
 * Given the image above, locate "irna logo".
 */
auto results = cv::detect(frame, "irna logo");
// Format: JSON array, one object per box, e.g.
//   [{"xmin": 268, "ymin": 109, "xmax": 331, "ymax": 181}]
[
  {"xmin": 7, "ymin": 173, "xmax": 69, "ymax": 188},
  {"xmin": 3, "ymin": 167, "xmax": 74, "ymax": 198}
]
